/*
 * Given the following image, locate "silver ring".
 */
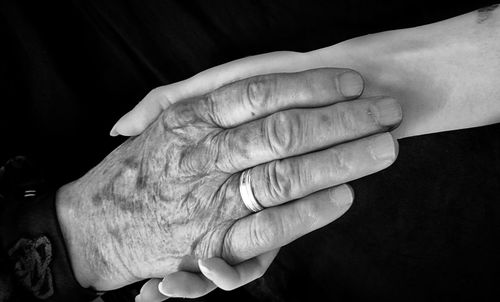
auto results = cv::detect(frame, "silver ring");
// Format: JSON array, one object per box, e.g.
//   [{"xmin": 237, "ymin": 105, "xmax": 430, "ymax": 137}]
[{"xmin": 239, "ymin": 169, "xmax": 264, "ymax": 212}]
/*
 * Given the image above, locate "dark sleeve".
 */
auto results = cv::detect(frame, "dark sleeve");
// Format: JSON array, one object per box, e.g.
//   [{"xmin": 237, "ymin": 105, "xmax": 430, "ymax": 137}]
[{"xmin": 0, "ymin": 157, "xmax": 98, "ymax": 302}]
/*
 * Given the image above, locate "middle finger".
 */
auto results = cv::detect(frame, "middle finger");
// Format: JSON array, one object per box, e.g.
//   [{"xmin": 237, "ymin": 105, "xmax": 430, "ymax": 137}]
[
  {"xmin": 214, "ymin": 96, "xmax": 402, "ymax": 173},
  {"xmin": 243, "ymin": 132, "xmax": 398, "ymax": 209}
]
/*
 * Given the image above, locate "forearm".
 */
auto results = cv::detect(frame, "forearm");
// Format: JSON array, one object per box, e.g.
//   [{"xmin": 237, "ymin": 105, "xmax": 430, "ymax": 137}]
[
  {"xmin": 307, "ymin": 4, "xmax": 500, "ymax": 139},
  {"xmin": 167, "ymin": 5, "xmax": 500, "ymax": 140},
  {"xmin": 112, "ymin": 5, "xmax": 500, "ymax": 137}
]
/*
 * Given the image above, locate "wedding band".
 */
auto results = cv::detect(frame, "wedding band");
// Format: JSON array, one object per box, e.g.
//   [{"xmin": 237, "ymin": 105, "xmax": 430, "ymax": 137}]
[{"xmin": 239, "ymin": 169, "xmax": 264, "ymax": 212}]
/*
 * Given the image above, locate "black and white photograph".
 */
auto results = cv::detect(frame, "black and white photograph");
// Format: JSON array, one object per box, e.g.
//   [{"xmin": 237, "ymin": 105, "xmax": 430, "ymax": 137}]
[{"xmin": 1, "ymin": 1, "xmax": 500, "ymax": 301}]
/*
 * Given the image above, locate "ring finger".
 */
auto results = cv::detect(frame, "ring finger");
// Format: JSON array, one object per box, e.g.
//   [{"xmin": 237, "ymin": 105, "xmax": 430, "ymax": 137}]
[
  {"xmin": 214, "ymin": 96, "xmax": 402, "ymax": 173},
  {"xmin": 225, "ymin": 132, "xmax": 397, "ymax": 216}
]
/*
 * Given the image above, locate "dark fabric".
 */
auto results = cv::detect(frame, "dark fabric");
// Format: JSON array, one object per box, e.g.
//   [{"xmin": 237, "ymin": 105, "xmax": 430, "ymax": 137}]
[
  {"xmin": 1, "ymin": 0, "xmax": 499, "ymax": 301},
  {"xmin": 0, "ymin": 157, "xmax": 98, "ymax": 301}
]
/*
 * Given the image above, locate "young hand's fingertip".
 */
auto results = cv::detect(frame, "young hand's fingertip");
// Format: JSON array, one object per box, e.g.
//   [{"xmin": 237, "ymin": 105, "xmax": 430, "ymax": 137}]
[
  {"xmin": 158, "ymin": 279, "xmax": 172, "ymax": 297},
  {"xmin": 115, "ymin": 114, "xmax": 149, "ymax": 137},
  {"xmin": 109, "ymin": 126, "xmax": 119, "ymax": 137},
  {"xmin": 198, "ymin": 259, "xmax": 214, "ymax": 277}
]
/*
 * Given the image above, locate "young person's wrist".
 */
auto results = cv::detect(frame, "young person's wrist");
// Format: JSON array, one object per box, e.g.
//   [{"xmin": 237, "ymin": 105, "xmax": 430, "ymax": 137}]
[
  {"xmin": 308, "ymin": 28, "xmax": 426, "ymax": 138},
  {"xmin": 312, "ymin": 6, "xmax": 500, "ymax": 139}
]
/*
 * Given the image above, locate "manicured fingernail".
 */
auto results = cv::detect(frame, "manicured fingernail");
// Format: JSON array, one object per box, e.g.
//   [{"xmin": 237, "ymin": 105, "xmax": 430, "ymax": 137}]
[
  {"xmin": 372, "ymin": 98, "xmax": 403, "ymax": 127},
  {"xmin": 198, "ymin": 259, "xmax": 213, "ymax": 277},
  {"xmin": 109, "ymin": 125, "xmax": 119, "ymax": 137},
  {"xmin": 158, "ymin": 280, "xmax": 172, "ymax": 296},
  {"xmin": 338, "ymin": 71, "xmax": 364, "ymax": 97},
  {"xmin": 370, "ymin": 133, "xmax": 398, "ymax": 162}
]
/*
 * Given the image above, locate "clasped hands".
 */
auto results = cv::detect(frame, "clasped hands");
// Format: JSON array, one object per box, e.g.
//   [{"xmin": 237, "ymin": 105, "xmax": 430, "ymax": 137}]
[{"xmin": 56, "ymin": 68, "xmax": 401, "ymax": 301}]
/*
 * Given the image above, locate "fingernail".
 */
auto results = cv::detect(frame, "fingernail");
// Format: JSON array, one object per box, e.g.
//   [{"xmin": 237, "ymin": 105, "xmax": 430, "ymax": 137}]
[
  {"xmin": 135, "ymin": 295, "xmax": 142, "ymax": 302},
  {"xmin": 334, "ymin": 184, "xmax": 354, "ymax": 207},
  {"xmin": 158, "ymin": 280, "xmax": 172, "ymax": 297},
  {"xmin": 198, "ymin": 259, "xmax": 213, "ymax": 277},
  {"xmin": 109, "ymin": 125, "xmax": 119, "ymax": 137},
  {"xmin": 372, "ymin": 98, "xmax": 403, "ymax": 127},
  {"xmin": 370, "ymin": 133, "xmax": 398, "ymax": 162},
  {"xmin": 338, "ymin": 71, "xmax": 364, "ymax": 97}
]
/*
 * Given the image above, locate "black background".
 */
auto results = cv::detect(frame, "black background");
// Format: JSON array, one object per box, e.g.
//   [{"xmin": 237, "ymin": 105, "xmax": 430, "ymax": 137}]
[{"xmin": 2, "ymin": 0, "xmax": 500, "ymax": 301}]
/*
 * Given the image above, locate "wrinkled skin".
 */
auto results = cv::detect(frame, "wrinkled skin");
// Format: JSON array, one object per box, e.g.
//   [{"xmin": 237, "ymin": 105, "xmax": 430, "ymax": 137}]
[
  {"xmin": 56, "ymin": 69, "xmax": 401, "ymax": 291},
  {"xmin": 59, "ymin": 97, "xmax": 256, "ymax": 289}
]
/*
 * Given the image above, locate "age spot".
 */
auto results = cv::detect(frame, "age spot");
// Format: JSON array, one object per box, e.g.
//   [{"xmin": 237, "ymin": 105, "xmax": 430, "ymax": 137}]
[
  {"xmin": 92, "ymin": 193, "xmax": 104, "ymax": 206},
  {"xmin": 107, "ymin": 225, "xmax": 124, "ymax": 246},
  {"xmin": 123, "ymin": 156, "xmax": 139, "ymax": 169}
]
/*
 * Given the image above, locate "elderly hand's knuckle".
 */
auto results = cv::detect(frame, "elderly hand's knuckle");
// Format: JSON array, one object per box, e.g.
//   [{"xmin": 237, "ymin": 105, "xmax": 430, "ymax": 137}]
[
  {"xmin": 264, "ymin": 161, "xmax": 293, "ymax": 201},
  {"xmin": 214, "ymin": 131, "xmax": 238, "ymax": 172},
  {"xmin": 200, "ymin": 94, "xmax": 223, "ymax": 126},
  {"xmin": 291, "ymin": 160, "xmax": 309, "ymax": 192},
  {"xmin": 265, "ymin": 111, "xmax": 300, "ymax": 156},
  {"xmin": 245, "ymin": 76, "xmax": 272, "ymax": 112},
  {"xmin": 333, "ymin": 103, "xmax": 359, "ymax": 134},
  {"xmin": 179, "ymin": 138, "xmax": 219, "ymax": 174},
  {"xmin": 168, "ymin": 102, "xmax": 202, "ymax": 128},
  {"xmin": 161, "ymin": 106, "xmax": 176, "ymax": 128}
]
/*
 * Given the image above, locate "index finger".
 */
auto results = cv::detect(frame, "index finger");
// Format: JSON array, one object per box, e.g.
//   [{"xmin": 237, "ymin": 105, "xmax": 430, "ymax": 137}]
[
  {"xmin": 111, "ymin": 51, "xmax": 309, "ymax": 136},
  {"xmin": 202, "ymin": 68, "xmax": 364, "ymax": 128}
]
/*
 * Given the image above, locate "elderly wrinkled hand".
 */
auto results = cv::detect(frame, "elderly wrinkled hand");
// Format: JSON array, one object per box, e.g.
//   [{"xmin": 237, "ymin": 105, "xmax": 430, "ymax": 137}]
[{"xmin": 55, "ymin": 68, "xmax": 401, "ymax": 293}]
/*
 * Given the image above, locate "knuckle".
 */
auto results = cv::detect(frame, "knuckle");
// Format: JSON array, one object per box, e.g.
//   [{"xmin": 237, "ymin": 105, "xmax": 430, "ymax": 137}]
[
  {"xmin": 264, "ymin": 161, "xmax": 293, "ymax": 202},
  {"xmin": 264, "ymin": 111, "xmax": 300, "ymax": 156},
  {"xmin": 203, "ymin": 94, "xmax": 226, "ymax": 126},
  {"xmin": 214, "ymin": 130, "xmax": 239, "ymax": 173},
  {"xmin": 332, "ymin": 103, "xmax": 358, "ymax": 135},
  {"xmin": 166, "ymin": 101, "xmax": 200, "ymax": 128},
  {"xmin": 161, "ymin": 106, "xmax": 177, "ymax": 128},
  {"xmin": 179, "ymin": 136, "xmax": 219, "ymax": 174},
  {"xmin": 244, "ymin": 76, "xmax": 273, "ymax": 112}
]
